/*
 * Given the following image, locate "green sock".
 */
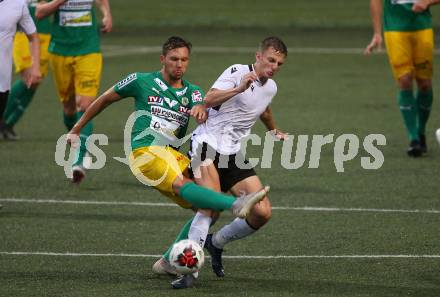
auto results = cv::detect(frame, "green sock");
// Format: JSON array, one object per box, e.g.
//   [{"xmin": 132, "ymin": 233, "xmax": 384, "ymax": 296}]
[
  {"xmin": 73, "ymin": 111, "xmax": 93, "ymax": 167},
  {"xmin": 179, "ymin": 182, "xmax": 235, "ymax": 211},
  {"xmin": 63, "ymin": 112, "xmax": 77, "ymax": 131},
  {"xmin": 398, "ymin": 90, "xmax": 419, "ymax": 141},
  {"xmin": 4, "ymin": 79, "xmax": 36, "ymax": 127},
  {"xmin": 163, "ymin": 217, "xmax": 193, "ymax": 261},
  {"xmin": 416, "ymin": 89, "xmax": 433, "ymax": 136}
]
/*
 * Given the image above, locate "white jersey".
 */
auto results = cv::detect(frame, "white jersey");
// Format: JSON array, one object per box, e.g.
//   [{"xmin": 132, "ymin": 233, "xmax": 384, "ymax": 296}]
[
  {"xmin": 192, "ymin": 64, "xmax": 277, "ymax": 155},
  {"xmin": 0, "ymin": 0, "xmax": 36, "ymax": 92}
]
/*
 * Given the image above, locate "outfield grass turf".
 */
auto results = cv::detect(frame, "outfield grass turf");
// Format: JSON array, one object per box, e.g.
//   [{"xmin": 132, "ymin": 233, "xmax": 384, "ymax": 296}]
[{"xmin": 1, "ymin": 26, "xmax": 440, "ymax": 296}]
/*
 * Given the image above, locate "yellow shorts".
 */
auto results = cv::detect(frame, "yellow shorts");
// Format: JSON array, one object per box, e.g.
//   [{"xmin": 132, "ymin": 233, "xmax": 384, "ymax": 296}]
[
  {"xmin": 129, "ymin": 146, "xmax": 192, "ymax": 209},
  {"xmin": 384, "ymin": 28, "xmax": 433, "ymax": 80},
  {"xmin": 13, "ymin": 32, "xmax": 50, "ymax": 76},
  {"xmin": 49, "ymin": 52, "xmax": 102, "ymax": 103}
]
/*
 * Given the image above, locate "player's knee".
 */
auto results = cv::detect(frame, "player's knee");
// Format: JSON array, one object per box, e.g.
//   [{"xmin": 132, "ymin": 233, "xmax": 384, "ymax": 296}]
[
  {"xmin": 76, "ymin": 100, "xmax": 92, "ymax": 112},
  {"xmin": 63, "ymin": 104, "xmax": 76, "ymax": 117},
  {"xmin": 398, "ymin": 74, "xmax": 413, "ymax": 90},
  {"xmin": 417, "ymin": 79, "xmax": 432, "ymax": 92}
]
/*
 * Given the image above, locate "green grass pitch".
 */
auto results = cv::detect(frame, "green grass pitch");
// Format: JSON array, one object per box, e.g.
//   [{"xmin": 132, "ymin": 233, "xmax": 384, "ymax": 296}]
[{"xmin": 1, "ymin": 1, "xmax": 440, "ymax": 296}]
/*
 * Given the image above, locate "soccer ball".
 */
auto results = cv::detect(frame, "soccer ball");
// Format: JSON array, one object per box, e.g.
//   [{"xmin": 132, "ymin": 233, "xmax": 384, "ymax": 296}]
[{"xmin": 169, "ymin": 239, "xmax": 205, "ymax": 274}]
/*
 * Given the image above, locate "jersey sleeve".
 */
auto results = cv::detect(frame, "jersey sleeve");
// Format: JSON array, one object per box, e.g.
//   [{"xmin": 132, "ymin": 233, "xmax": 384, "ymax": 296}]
[
  {"xmin": 114, "ymin": 73, "xmax": 140, "ymax": 98},
  {"xmin": 189, "ymin": 86, "xmax": 205, "ymax": 107},
  {"xmin": 19, "ymin": 2, "xmax": 37, "ymax": 35},
  {"xmin": 211, "ymin": 65, "xmax": 241, "ymax": 90}
]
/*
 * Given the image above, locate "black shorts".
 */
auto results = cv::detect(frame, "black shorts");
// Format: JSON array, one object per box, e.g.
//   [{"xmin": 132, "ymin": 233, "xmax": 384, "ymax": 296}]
[{"xmin": 189, "ymin": 141, "xmax": 256, "ymax": 192}]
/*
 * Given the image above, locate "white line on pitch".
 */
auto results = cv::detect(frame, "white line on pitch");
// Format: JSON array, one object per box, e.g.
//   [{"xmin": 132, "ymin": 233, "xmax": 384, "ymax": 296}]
[
  {"xmin": 1, "ymin": 198, "xmax": 439, "ymax": 214},
  {"xmin": 1, "ymin": 251, "xmax": 439, "ymax": 259},
  {"xmin": 102, "ymin": 45, "xmax": 440, "ymax": 57}
]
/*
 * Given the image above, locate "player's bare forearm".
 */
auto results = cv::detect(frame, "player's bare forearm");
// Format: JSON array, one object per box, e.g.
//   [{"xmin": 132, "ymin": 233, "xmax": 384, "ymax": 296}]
[
  {"xmin": 364, "ymin": 0, "xmax": 383, "ymax": 55},
  {"xmin": 204, "ymin": 88, "xmax": 241, "ymax": 108},
  {"xmin": 370, "ymin": 0, "xmax": 382, "ymax": 35},
  {"xmin": 259, "ymin": 106, "xmax": 276, "ymax": 131},
  {"xmin": 96, "ymin": 0, "xmax": 113, "ymax": 32},
  {"xmin": 36, "ymin": 0, "xmax": 66, "ymax": 19},
  {"xmin": 70, "ymin": 88, "xmax": 122, "ymax": 134},
  {"xmin": 26, "ymin": 33, "xmax": 42, "ymax": 87}
]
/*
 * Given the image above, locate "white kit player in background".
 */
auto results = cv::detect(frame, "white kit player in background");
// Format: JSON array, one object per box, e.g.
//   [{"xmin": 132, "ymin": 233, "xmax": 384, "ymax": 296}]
[
  {"xmin": 0, "ymin": 0, "xmax": 41, "ymax": 137},
  {"xmin": 159, "ymin": 37, "xmax": 288, "ymax": 289}
]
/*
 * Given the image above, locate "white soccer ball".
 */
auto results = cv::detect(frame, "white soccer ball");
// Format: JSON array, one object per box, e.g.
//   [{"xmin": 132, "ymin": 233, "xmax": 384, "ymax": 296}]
[
  {"xmin": 436, "ymin": 128, "xmax": 440, "ymax": 144},
  {"xmin": 169, "ymin": 239, "xmax": 205, "ymax": 275}
]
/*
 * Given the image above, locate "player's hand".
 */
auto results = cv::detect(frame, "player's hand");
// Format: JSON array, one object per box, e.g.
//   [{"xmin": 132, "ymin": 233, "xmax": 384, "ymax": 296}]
[
  {"xmin": 364, "ymin": 33, "xmax": 383, "ymax": 55},
  {"xmin": 101, "ymin": 14, "xmax": 113, "ymax": 33},
  {"xmin": 237, "ymin": 72, "xmax": 258, "ymax": 93},
  {"xmin": 272, "ymin": 129, "xmax": 289, "ymax": 141},
  {"xmin": 412, "ymin": 0, "xmax": 430, "ymax": 13},
  {"xmin": 190, "ymin": 104, "xmax": 208, "ymax": 124},
  {"xmin": 24, "ymin": 66, "xmax": 42, "ymax": 88}
]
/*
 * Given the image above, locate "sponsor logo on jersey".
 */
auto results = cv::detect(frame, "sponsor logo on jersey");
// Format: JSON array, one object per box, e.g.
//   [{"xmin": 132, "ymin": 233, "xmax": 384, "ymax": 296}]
[
  {"xmin": 176, "ymin": 87, "xmax": 188, "ymax": 97},
  {"xmin": 117, "ymin": 73, "xmax": 137, "ymax": 89},
  {"xmin": 150, "ymin": 106, "xmax": 188, "ymax": 125},
  {"xmin": 251, "ymin": 85, "xmax": 255, "ymax": 92},
  {"xmin": 179, "ymin": 106, "xmax": 190, "ymax": 114},
  {"xmin": 60, "ymin": 0, "xmax": 93, "ymax": 11},
  {"xmin": 231, "ymin": 67, "xmax": 238, "ymax": 74},
  {"xmin": 59, "ymin": 11, "xmax": 92, "ymax": 27},
  {"xmin": 181, "ymin": 97, "xmax": 189, "ymax": 106},
  {"xmin": 154, "ymin": 78, "xmax": 168, "ymax": 91},
  {"xmin": 391, "ymin": 0, "xmax": 416, "ymax": 4},
  {"xmin": 147, "ymin": 96, "xmax": 163, "ymax": 105},
  {"xmin": 191, "ymin": 90, "xmax": 203, "ymax": 102},
  {"xmin": 164, "ymin": 97, "xmax": 178, "ymax": 108}
]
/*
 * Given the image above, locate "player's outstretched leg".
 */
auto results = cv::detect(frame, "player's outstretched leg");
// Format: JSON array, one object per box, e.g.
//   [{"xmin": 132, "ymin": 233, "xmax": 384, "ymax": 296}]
[{"xmin": 178, "ymin": 183, "xmax": 270, "ymax": 218}]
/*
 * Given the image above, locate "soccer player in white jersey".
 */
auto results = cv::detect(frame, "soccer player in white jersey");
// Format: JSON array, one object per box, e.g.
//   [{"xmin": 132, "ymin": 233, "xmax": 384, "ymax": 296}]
[
  {"xmin": 0, "ymin": 0, "xmax": 41, "ymax": 138},
  {"xmin": 154, "ymin": 37, "xmax": 288, "ymax": 289}
]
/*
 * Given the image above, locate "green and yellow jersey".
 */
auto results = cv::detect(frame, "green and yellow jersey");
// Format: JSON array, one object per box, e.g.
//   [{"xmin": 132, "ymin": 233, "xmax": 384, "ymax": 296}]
[
  {"xmin": 114, "ymin": 72, "xmax": 205, "ymax": 150},
  {"xmin": 383, "ymin": 0, "xmax": 432, "ymax": 31},
  {"xmin": 48, "ymin": 0, "xmax": 100, "ymax": 56}
]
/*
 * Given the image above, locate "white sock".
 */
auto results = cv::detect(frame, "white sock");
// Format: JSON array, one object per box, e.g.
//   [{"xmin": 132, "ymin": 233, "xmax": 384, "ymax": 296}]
[
  {"xmin": 212, "ymin": 218, "xmax": 256, "ymax": 249},
  {"xmin": 188, "ymin": 212, "xmax": 212, "ymax": 248}
]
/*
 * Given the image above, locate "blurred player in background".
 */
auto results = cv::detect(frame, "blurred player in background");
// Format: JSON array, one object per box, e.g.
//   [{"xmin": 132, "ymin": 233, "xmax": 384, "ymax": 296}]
[
  {"xmin": 1, "ymin": 0, "xmax": 51, "ymax": 140},
  {"xmin": 36, "ymin": 0, "xmax": 112, "ymax": 182},
  {"xmin": 365, "ymin": 0, "xmax": 440, "ymax": 157},
  {"xmin": 0, "ymin": 0, "xmax": 41, "ymax": 140}
]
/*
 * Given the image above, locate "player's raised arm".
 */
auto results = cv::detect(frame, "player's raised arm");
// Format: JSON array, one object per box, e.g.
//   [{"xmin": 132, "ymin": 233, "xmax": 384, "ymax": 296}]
[
  {"xmin": 68, "ymin": 88, "xmax": 122, "ymax": 138},
  {"xmin": 35, "ymin": 0, "xmax": 66, "ymax": 19},
  {"xmin": 364, "ymin": 0, "xmax": 383, "ymax": 55},
  {"xmin": 204, "ymin": 72, "xmax": 258, "ymax": 108}
]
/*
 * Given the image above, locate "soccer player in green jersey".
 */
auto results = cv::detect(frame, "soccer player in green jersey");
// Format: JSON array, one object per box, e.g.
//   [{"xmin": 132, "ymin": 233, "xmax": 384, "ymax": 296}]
[
  {"xmin": 365, "ymin": 0, "xmax": 440, "ymax": 157},
  {"xmin": 36, "ymin": 0, "xmax": 112, "ymax": 181},
  {"xmin": 1, "ymin": 0, "xmax": 51, "ymax": 140},
  {"xmin": 67, "ymin": 36, "xmax": 269, "ymax": 242}
]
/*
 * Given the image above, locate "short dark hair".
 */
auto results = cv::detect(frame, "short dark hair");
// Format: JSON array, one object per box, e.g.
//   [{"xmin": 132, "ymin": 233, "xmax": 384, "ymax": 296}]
[
  {"xmin": 162, "ymin": 36, "xmax": 192, "ymax": 56},
  {"xmin": 259, "ymin": 36, "xmax": 288, "ymax": 56}
]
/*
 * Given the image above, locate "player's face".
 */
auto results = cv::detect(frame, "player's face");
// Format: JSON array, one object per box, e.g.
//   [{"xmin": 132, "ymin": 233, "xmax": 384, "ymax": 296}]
[
  {"xmin": 255, "ymin": 47, "xmax": 286, "ymax": 79},
  {"xmin": 160, "ymin": 47, "xmax": 190, "ymax": 81}
]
